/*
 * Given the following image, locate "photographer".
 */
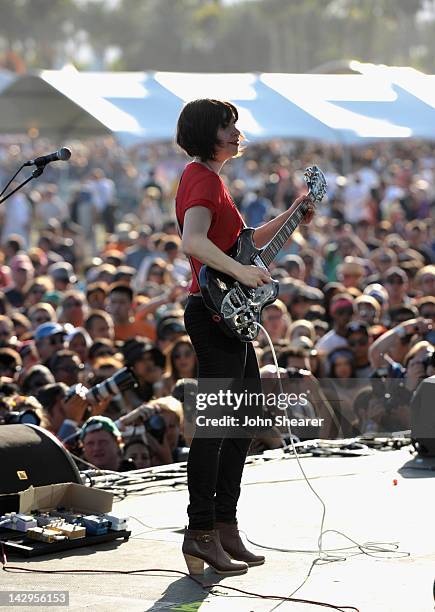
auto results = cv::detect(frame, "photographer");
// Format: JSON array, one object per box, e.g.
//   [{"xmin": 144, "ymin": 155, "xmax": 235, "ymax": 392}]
[
  {"xmin": 404, "ymin": 341, "xmax": 435, "ymax": 394},
  {"xmin": 366, "ymin": 357, "xmax": 413, "ymax": 433},
  {"xmin": 266, "ymin": 347, "xmax": 341, "ymax": 439},
  {"xmin": 369, "ymin": 317, "xmax": 433, "ymax": 369},
  {"xmin": 0, "ymin": 393, "xmax": 49, "ymax": 428},
  {"xmin": 115, "ymin": 402, "xmax": 173, "ymax": 466},
  {"xmin": 121, "ymin": 337, "xmax": 165, "ymax": 409}
]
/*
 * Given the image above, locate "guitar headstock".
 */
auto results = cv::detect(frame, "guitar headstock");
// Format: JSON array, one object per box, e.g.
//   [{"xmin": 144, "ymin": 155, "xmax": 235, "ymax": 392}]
[{"xmin": 303, "ymin": 166, "xmax": 327, "ymax": 203}]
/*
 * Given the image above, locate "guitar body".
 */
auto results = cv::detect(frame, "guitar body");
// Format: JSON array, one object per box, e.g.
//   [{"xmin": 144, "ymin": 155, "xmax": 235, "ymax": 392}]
[
  {"xmin": 198, "ymin": 165, "xmax": 327, "ymax": 342},
  {"xmin": 199, "ymin": 228, "xmax": 279, "ymax": 342}
]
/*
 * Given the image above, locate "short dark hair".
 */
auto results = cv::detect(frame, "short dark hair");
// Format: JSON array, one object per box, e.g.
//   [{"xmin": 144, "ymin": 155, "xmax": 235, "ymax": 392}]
[
  {"xmin": 88, "ymin": 338, "xmax": 115, "ymax": 361},
  {"xmin": 277, "ymin": 346, "xmax": 307, "ymax": 368},
  {"xmin": 0, "ymin": 348, "xmax": 22, "ymax": 373},
  {"xmin": 108, "ymin": 282, "xmax": 133, "ymax": 303},
  {"xmin": 49, "ymin": 349, "xmax": 81, "ymax": 372},
  {"xmin": 85, "ymin": 310, "xmax": 112, "ymax": 332},
  {"xmin": 176, "ymin": 98, "xmax": 238, "ymax": 161},
  {"xmin": 36, "ymin": 382, "xmax": 68, "ymax": 414},
  {"xmin": 86, "ymin": 282, "xmax": 108, "ymax": 300}
]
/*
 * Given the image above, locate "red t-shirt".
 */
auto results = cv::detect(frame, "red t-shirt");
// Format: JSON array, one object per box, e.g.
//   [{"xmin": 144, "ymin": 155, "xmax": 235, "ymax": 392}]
[{"xmin": 175, "ymin": 162, "xmax": 244, "ymax": 294}]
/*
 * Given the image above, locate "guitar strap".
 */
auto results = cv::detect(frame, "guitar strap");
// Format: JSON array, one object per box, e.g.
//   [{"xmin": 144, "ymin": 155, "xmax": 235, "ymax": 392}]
[{"xmin": 175, "ymin": 166, "xmax": 245, "ymax": 329}]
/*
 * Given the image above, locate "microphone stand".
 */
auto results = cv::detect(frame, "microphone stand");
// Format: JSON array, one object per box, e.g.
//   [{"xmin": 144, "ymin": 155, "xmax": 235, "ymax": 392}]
[{"xmin": 0, "ymin": 165, "xmax": 45, "ymax": 205}]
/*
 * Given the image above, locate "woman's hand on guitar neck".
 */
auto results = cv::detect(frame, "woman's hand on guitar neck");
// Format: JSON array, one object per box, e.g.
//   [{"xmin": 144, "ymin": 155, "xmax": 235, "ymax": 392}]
[
  {"xmin": 233, "ymin": 263, "xmax": 271, "ymax": 288},
  {"xmin": 291, "ymin": 194, "xmax": 316, "ymax": 225}
]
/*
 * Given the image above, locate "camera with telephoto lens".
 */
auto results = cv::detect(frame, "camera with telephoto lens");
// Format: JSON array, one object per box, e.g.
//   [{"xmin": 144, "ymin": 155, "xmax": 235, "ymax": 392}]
[
  {"xmin": 371, "ymin": 357, "xmax": 411, "ymax": 410},
  {"xmin": 67, "ymin": 366, "xmax": 138, "ymax": 405},
  {"xmin": 422, "ymin": 350, "xmax": 435, "ymax": 371},
  {"xmin": 144, "ymin": 412, "xmax": 167, "ymax": 444},
  {"xmin": 3, "ymin": 409, "xmax": 41, "ymax": 425}
]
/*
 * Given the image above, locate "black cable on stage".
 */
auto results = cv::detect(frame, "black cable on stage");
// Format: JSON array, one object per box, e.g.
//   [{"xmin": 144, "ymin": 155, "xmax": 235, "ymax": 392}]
[{"xmin": 0, "ymin": 542, "xmax": 359, "ymax": 611}]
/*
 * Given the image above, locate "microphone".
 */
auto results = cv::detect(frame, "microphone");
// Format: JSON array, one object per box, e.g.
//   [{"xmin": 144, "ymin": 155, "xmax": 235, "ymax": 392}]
[{"xmin": 24, "ymin": 147, "xmax": 71, "ymax": 167}]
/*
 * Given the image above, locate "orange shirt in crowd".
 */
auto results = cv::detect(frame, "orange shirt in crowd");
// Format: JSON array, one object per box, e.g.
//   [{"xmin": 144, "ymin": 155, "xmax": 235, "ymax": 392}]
[{"xmin": 114, "ymin": 311, "xmax": 156, "ymax": 342}]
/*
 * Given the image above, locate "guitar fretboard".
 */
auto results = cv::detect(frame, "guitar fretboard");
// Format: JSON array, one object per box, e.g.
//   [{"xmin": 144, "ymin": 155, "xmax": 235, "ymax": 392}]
[{"xmin": 260, "ymin": 196, "xmax": 312, "ymax": 267}]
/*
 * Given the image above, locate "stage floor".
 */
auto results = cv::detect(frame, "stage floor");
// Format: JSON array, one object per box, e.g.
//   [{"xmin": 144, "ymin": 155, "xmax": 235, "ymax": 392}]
[{"xmin": 2, "ymin": 447, "xmax": 434, "ymax": 612}]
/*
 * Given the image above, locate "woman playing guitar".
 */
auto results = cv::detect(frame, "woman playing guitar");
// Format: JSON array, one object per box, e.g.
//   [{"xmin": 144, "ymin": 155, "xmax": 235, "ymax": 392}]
[{"xmin": 175, "ymin": 98, "xmax": 315, "ymax": 576}]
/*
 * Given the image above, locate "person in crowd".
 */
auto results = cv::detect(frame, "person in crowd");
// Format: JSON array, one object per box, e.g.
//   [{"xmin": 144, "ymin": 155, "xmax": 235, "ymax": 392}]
[
  {"xmin": 28, "ymin": 303, "xmax": 57, "ymax": 330},
  {"xmin": 79, "ymin": 416, "xmax": 131, "ymax": 471},
  {"xmin": 121, "ymin": 337, "xmax": 166, "ymax": 408},
  {"xmin": 354, "ymin": 295, "xmax": 381, "ymax": 326},
  {"xmin": 161, "ymin": 336, "xmax": 198, "ymax": 395},
  {"xmin": 84, "ymin": 310, "xmax": 115, "ymax": 341},
  {"xmin": 58, "ymin": 291, "xmax": 88, "ymax": 327},
  {"xmin": 345, "ymin": 321, "xmax": 373, "ymax": 378},
  {"xmin": 384, "ymin": 266, "xmax": 413, "ymax": 307},
  {"xmin": 0, "ymin": 315, "xmax": 16, "ymax": 347},
  {"xmin": 4, "ymin": 254, "xmax": 34, "ymax": 308},
  {"xmin": 34, "ymin": 322, "xmax": 66, "ymax": 366},
  {"xmin": 260, "ymin": 300, "xmax": 291, "ymax": 345},
  {"xmin": 85, "ymin": 282, "xmax": 108, "ymax": 310},
  {"xmin": 123, "ymin": 437, "xmax": 152, "ymax": 469},
  {"xmin": 316, "ymin": 294, "xmax": 354, "ymax": 354},
  {"xmin": 36, "ymin": 382, "xmax": 70, "ymax": 436},
  {"xmin": 21, "ymin": 364, "xmax": 55, "ymax": 396},
  {"xmin": 323, "ymin": 346, "xmax": 362, "ymax": 436},
  {"xmin": 66, "ymin": 328, "xmax": 93, "ymax": 364},
  {"xmin": 107, "ymin": 282, "xmax": 156, "ymax": 341},
  {"xmin": 50, "ymin": 350, "xmax": 85, "ymax": 386}
]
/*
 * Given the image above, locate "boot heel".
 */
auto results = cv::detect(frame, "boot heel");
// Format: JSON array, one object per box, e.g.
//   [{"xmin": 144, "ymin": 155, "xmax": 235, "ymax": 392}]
[{"xmin": 184, "ymin": 553, "xmax": 205, "ymax": 575}]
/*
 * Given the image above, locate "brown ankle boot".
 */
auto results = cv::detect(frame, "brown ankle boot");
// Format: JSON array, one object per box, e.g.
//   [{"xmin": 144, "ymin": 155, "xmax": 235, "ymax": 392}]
[
  {"xmin": 182, "ymin": 527, "xmax": 248, "ymax": 575},
  {"xmin": 215, "ymin": 522, "xmax": 265, "ymax": 566}
]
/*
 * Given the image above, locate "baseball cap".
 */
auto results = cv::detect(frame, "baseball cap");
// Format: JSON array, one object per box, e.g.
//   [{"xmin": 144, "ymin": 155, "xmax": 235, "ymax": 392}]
[
  {"xmin": 42, "ymin": 290, "xmax": 63, "ymax": 307},
  {"xmin": 48, "ymin": 261, "xmax": 77, "ymax": 284},
  {"xmin": 34, "ymin": 322, "xmax": 65, "ymax": 341},
  {"xmin": 364, "ymin": 283, "xmax": 388, "ymax": 305},
  {"xmin": 80, "ymin": 416, "xmax": 121, "ymax": 440},
  {"xmin": 122, "ymin": 338, "xmax": 165, "ymax": 369},
  {"xmin": 157, "ymin": 318, "xmax": 186, "ymax": 340},
  {"xmin": 330, "ymin": 296, "xmax": 354, "ymax": 315},
  {"xmin": 10, "ymin": 254, "xmax": 33, "ymax": 272},
  {"xmin": 385, "ymin": 266, "xmax": 407, "ymax": 282}
]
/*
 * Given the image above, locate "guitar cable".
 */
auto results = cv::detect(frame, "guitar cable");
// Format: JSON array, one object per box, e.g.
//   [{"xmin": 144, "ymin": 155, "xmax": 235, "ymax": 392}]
[{"xmin": 253, "ymin": 322, "xmax": 409, "ymax": 611}]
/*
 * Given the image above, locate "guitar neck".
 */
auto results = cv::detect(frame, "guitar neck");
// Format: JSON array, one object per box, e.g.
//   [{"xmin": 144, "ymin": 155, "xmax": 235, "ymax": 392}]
[{"xmin": 260, "ymin": 194, "xmax": 312, "ymax": 267}]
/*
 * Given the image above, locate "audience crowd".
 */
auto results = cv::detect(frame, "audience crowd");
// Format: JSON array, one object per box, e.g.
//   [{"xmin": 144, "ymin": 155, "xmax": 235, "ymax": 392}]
[{"xmin": 0, "ymin": 136, "xmax": 433, "ymax": 470}]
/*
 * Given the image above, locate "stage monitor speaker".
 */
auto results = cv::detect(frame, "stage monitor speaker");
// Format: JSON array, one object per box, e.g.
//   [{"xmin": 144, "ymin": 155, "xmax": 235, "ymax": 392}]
[
  {"xmin": 0, "ymin": 424, "xmax": 81, "ymax": 512},
  {"xmin": 411, "ymin": 375, "xmax": 435, "ymax": 457}
]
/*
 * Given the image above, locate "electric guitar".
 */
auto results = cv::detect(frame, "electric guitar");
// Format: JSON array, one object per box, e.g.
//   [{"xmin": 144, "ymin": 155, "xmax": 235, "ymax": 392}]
[{"xmin": 199, "ymin": 165, "xmax": 327, "ymax": 342}]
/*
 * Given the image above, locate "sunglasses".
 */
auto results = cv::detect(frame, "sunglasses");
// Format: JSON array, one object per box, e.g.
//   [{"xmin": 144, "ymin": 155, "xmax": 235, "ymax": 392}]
[
  {"xmin": 49, "ymin": 335, "xmax": 65, "ymax": 346},
  {"xmin": 387, "ymin": 277, "xmax": 404, "ymax": 285},
  {"xmin": 334, "ymin": 308, "xmax": 353, "ymax": 316},
  {"xmin": 57, "ymin": 363, "xmax": 84, "ymax": 373},
  {"xmin": 64, "ymin": 301, "xmax": 83, "ymax": 307},
  {"xmin": 92, "ymin": 349, "xmax": 115, "ymax": 358},
  {"xmin": 149, "ymin": 270, "xmax": 164, "ymax": 276},
  {"xmin": 348, "ymin": 338, "xmax": 368, "ymax": 347},
  {"xmin": 34, "ymin": 316, "xmax": 50, "ymax": 324},
  {"xmin": 264, "ymin": 313, "xmax": 284, "ymax": 321},
  {"xmin": 420, "ymin": 311, "xmax": 435, "ymax": 319},
  {"xmin": 173, "ymin": 350, "xmax": 193, "ymax": 359}
]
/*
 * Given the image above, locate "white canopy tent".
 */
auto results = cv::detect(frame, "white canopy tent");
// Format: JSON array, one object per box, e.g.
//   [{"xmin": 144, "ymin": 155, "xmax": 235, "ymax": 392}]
[{"xmin": 0, "ymin": 66, "xmax": 434, "ymax": 145}]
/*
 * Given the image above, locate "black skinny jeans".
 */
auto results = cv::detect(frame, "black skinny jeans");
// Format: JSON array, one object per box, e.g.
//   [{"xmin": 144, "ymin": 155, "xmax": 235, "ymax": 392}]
[{"xmin": 184, "ymin": 295, "xmax": 260, "ymax": 530}]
